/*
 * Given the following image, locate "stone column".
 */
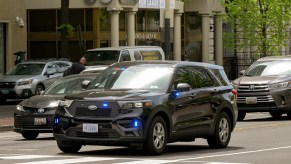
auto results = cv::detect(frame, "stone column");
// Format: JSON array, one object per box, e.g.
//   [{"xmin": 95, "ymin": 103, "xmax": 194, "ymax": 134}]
[
  {"xmin": 214, "ymin": 14, "xmax": 223, "ymax": 66},
  {"xmin": 126, "ymin": 11, "xmax": 136, "ymax": 46},
  {"xmin": 174, "ymin": 13, "xmax": 182, "ymax": 61},
  {"xmin": 201, "ymin": 14, "xmax": 210, "ymax": 63},
  {"xmin": 110, "ymin": 10, "xmax": 120, "ymax": 47}
]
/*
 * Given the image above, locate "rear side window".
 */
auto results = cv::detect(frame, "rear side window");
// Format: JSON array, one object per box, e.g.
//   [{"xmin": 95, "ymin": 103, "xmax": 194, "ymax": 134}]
[
  {"xmin": 190, "ymin": 67, "xmax": 214, "ymax": 88},
  {"xmin": 139, "ymin": 50, "xmax": 162, "ymax": 60},
  {"xmin": 210, "ymin": 69, "xmax": 230, "ymax": 86},
  {"xmin": 134, "ymin": 51, "xmax": 142, "ymax": 60}
]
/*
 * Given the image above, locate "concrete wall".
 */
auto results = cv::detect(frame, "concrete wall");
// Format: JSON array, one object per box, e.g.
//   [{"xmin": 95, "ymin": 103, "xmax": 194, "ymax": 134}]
[{"xmin": 0, "ymin": 0, "xmax": 27, "ymax": 71}]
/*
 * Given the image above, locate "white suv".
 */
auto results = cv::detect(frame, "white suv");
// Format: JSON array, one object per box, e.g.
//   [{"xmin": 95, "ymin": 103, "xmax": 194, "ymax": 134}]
[
  {"xmin": 84, "ymin": 46, "xmax": 165, "ymax": 66},
  {"xmin": 0, "ymin": 59, "xmax": 72, "ymax": 103}
]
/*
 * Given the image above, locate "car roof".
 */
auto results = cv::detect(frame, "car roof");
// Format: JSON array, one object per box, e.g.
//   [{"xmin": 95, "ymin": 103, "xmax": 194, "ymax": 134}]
[
  {"xmin": 87, "ymin": 46, "xmax": 162, "ymax": 52},
  {"xmin": 257, "ymin": 55, "xmax": 291, "ymax": 61},
  {"xmin": 111, "ymin": 60, "xmax": 224, "ymax": 70},
  {"xmin": 21, "ymin": 58, "xmax": 71, "ymax": 64}
]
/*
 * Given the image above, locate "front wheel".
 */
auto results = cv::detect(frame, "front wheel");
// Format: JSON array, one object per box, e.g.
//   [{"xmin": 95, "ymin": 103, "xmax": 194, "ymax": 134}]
[
  {"xmin": 143, "ymin": 116, "xmax": 167, "ymax": 155},
  {"xmin": 207, "ymin": 111, "xmax": 231, "ymax": 149},
  {"xmin": 35, "ymin": 84, "xmax": 44, "ymax": 95},
  {"xmin": 21, "ymin": 131, "xmax": 39, "ymax": 140},
  {"xmin": 57, "ymin": 141, "xmax": 82, "ymax": 153}
]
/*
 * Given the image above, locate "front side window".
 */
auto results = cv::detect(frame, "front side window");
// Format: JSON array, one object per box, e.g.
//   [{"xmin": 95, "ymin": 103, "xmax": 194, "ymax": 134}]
[
  {"xmin": 6, "ymin": 63, "xmax": 45, "ymax": 75},
  {"xmin": 190, "ymin": 68, "xmax": 214, "ymax": 88},
  {"xmin": 120, "ymin": 50, "xmax": 131, "ymax": 61},
  {"xmin": 45, "ymin": 75, "xmax": 95, "ymax": 95},
  {"xmin": 173, "ymin": 68, "xmax": 195, "ymax": 89},
  {"xmin": 88, "ymin": 65, "xmax": 174, "ymax": 93},
  {"xmin": 84, "ymin": 50, "xmax": 120, "ymax": 66},
  {"xmin": 245, "ymin": 60, "xmax": 291, "ymax": 76}
]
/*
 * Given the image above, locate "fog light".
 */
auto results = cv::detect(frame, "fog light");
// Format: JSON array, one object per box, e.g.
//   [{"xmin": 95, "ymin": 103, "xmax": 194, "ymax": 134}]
[
  {"xmin": 133, "ymin": 120, "xmax": 140, "ymax": 128},
  {"xmin": 54, "ymin": 116, "xmax": 59, "ymax": 126},
  {"xmin": 281, "ymin": 101, "xmax": 285, "ymax": 105}
]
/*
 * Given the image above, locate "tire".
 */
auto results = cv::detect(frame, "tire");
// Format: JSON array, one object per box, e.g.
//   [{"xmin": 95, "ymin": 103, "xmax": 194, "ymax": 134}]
[
  {"xmin": 0, "ymin": 98, "xmax": 6, "ymax": 105},
  {"xmin": 57, "ymin": 141, "xmax": 82, "ymax": 153},
  {"xmin": 143, "ymin": 116, "xmax": 167, "ymax": 155},
  {"xmin": 269, "ymin": 111, "xmax": 283, "ymax": 119},
  {"xmin": 207, "ymin": 111, "xmax": 231, "ymax": 149},
  {"xmin": 286, "ymin": 111, "xmax": 291, "ymax": 119},
  {"xmin": 21, "ymin": 131, "xmax": 39, "ymax": 140},
  {"xmin": 35, "ymin": 84, "xmax": 44, "ymax": 95},
  {"xmin": 237, "ymin": 111, "xmax": 246, "ymax": 121}
]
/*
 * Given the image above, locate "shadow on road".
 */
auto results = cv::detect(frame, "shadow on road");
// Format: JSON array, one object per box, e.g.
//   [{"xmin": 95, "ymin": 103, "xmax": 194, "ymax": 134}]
[
  {"xmin": 59, "ymin": 144, "xmax": 243, "ymax": 157},
  {"xmin": 239, "ymin": 115, "xmax": 291, "ymax": 122},
  {"xmin": 0, "ymin": 100, "xmax": 22, "ymax": 106}
]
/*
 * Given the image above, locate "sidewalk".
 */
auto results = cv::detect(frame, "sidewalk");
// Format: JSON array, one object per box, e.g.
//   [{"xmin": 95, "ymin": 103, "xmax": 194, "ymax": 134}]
[{"xmin": 0, "ymin": 117, "xmax": 14, "ymax": 131}]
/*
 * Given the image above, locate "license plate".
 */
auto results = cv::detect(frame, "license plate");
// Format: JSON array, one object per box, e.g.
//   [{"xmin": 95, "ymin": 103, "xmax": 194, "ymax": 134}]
[
  {"xmin": 34, "ymin": 118, "xmax": 47, "ymax": 125},
  {"xmin": 1, "ymin": 90, "xmax": 9, "ymax": 94},
  {"xmin": 83, "ymin": 123, "xmax": 98, "ymax": 133},
  {"xmin": 246, "ymin": 97, "xmax": 257, "ymax": 104}
]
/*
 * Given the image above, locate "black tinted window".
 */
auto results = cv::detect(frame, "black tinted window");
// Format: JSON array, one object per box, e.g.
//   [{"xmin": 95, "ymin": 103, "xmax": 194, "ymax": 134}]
[
  {"xmin": 173, "ymin": 68, "xmax": 194, "ymax": 89},
  {"xmin": 210, "ymin": 69, "xmax": 229, "ymax": 86},
  {"xmin": 120, "ymin": 50, "xmax": 131, "ymax": 61},
  {"xmin": 190, "ymin": 67, "xmax": 214, "ymax": 88}
]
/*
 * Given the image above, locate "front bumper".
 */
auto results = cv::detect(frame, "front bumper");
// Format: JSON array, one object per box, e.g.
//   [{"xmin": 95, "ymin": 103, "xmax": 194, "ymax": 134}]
[
  {"xmin": 237, "ymin": 88, "xmax": 291, "ymax": 112},
  {"xmin": 14, "ymin": 114, "xmax": 54, "ymax": 133},
  {"xmin": 53, "ymin": 115, "xmax": 147, "ymax": 146}
]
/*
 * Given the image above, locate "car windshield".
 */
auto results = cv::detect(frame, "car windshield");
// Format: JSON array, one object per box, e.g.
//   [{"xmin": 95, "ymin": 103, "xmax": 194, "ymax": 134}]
[
  {"xmin": 87, "ymin": 65, "xmax": 174, "ymax": 93},
  {"xmin": 245, "ymin": 60, "xmax": 291, "ymax": 76},
  {"xmin": 6, "ymin": 63, "xmax": 45, "ymax": 75},
  {"xmin": 45, "ymin": 75, "xmax": 96, "ymax": 95},
  {"xmin": 84, "ymin": 50, "xmax": 120, "ymax": 66}
]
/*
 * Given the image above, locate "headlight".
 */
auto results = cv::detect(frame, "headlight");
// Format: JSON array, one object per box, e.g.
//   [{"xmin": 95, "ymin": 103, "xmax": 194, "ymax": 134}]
[
  {"xmin": 47, "ymin": 101, "xmax": 60, "ymax": 108},
  {"xmin": 17, "ymin": 79, "xmax": 33, "ymax": 86},
  {"xmin": 59, "ymin": 100, "xmax": 74, "ymax": 108},
  {"xmin": 119, "ymin": 101, "xmax": 152, "ymax": 110},
  {"xmin": 268, "ymin": 82, "xmax": 289, "ymax": 89},
  {"xmin": 16, "ymin": 105, "xmax": 24, "ymax": 112}
]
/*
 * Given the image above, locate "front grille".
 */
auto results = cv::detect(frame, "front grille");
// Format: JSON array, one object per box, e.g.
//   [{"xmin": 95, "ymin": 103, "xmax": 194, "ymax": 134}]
[
  {"xmin": 238, "ymin": 84, "xmax": 269, "ymax": 92},
  {"xmin": 0, "ymin": 82, "xmax": 16, "ymax": 88},
  {"xmin": 23, "ymin": 106, "xmax": 53, "ymax": 113},
  {"xmin": 75, "ymin": 107, "xmax": 111, "ymax": 118},
  {"xmin": 69, "ymin": 101, "xmax": 120, "ymax": 118},
  {"xmin": 14, "ymin": 116, "xmax": 54, "ymax": 129},
  {"xmin": 237, "ymin": 95, "xmax": 274, "ymax": 103}
]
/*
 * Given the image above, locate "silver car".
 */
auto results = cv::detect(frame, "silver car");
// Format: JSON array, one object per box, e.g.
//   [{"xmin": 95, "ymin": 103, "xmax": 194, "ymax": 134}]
[{"xmin": 0, "ymin": 59, "xmax": 72, "ymax": 104}]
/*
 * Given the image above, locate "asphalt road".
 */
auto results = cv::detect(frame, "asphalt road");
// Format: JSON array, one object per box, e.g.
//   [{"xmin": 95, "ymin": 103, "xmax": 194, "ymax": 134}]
[{"xmin": 1, "ymin": 104, "xmax": 291, "ymax": 164}]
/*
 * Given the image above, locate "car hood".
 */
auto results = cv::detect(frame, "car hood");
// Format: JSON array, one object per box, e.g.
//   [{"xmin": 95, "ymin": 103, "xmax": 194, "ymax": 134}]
[
  {"xmin": 20, "ymin": 95, "xmax": 63, "ymax": 108},
  {"xmin": 0, "ymin": 75, "xmax": 38, "ymax": 82},
  {"xmin": 233, "ymin": 75, "xmax": 290, "ymax": 85},
  {"xmin": 65, "ymin": 89, "xmax": 164, "ymax": 101}
]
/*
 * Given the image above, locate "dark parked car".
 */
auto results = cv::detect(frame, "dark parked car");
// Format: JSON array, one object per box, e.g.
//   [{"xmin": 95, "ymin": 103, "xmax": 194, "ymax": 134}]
[
  {"xmin": 54, "ymin": 61, "xmax": 238, "ymax": 155},
  {"xmin": 232, "ymin": 56, "xmax": 291, "ymax": 121},
  {"xmin": 14, "ymin": 73, "xmax": 97, "ymax": 140}
]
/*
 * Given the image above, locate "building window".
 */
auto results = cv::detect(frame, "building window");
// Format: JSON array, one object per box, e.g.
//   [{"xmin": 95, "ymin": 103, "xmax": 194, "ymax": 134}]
[
  {"xmin": 147, "ymin": 11, "xmax": 159, "ymax": 32},
  {"xmin": 30, "ymin": 10, "xmax": 56, "ymax": 32}
]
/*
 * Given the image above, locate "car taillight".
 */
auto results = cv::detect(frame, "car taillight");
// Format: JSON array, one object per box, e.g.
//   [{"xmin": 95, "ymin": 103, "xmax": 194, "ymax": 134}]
[{"xmin": 232, "ymin": 89, "xmax": 238, "ymax": 97}]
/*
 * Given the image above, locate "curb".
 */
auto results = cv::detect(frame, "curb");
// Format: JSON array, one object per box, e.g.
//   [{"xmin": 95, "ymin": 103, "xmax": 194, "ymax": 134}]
[{"xmin": 0, "ymin": 125, "xmax": 13, "ymax": 132}]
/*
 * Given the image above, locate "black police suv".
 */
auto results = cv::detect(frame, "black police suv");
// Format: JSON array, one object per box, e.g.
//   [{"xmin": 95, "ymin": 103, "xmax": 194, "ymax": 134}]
[{"xmin": 53, "ymin": 61, "xmax": 238, "ymax": 155}]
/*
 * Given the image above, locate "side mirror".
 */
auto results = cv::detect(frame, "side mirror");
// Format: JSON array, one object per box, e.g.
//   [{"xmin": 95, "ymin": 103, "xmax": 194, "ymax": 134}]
[
  {"xmin": 45, "ymin": 70, "xmax": 54, "ymax": 76},
  {"xmin": 176, "ymin": 83, "xmax": 191, "ymax": 92},
  {"xmin": 239, "ymin": 70, "xmax": 245, "ymax": 76},
  {"xmin": 81, "ymin": 80, "xmax": 91, "ymax": 89}
]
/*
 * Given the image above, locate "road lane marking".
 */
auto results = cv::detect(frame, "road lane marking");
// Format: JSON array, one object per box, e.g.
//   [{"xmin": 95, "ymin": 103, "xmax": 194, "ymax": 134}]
[
  {"xmin": 16, "ymin": 157, "xmax": 117, "ymax": 164},
  {"xmin": 114, "ymin": 160, "xmax": 172, "ymax": 164},
  {"xmin": 174, "ymin": 145, "xmax": 291, "ymax": 161},
  {"xmin": 0, "ymin": 155, "xmax": 54, "ymax": 160},
  {"xmin": 235, "ymin": 122, "xmax": 291, "ymax": 131}
]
